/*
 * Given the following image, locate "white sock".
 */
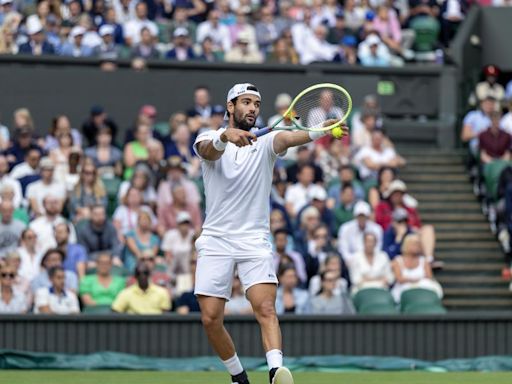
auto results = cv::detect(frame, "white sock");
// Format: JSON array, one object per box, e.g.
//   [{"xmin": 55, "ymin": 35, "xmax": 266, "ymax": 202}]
[
  {"xmin": 266, "ymin": 349, "xmax": 283, "ymax": 370},
  {"xmin": 222, "ymin": 353, "xmax": 244, "ymax": 376}
]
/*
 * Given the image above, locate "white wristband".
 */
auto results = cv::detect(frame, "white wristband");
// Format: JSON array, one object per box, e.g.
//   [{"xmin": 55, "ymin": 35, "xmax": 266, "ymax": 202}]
[
  {"xmin": 308, "ymin": 130, "xmax": 327, "ymax": 141},
  {"xmin": 212, "ymin": 129, "xmax": 227, "ymax": 151}
]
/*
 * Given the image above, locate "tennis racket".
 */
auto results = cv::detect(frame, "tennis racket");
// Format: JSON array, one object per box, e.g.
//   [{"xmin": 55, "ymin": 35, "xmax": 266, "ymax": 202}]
[{"xmin": 255, "ymin": 83, "xmax": 352, "ymax": 138}]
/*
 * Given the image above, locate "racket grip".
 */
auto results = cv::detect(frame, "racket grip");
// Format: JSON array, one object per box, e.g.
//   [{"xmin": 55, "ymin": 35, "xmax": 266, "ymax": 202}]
[{"xmin": 255, "ymin": 127, "xmax": 272, "ymax": 137}]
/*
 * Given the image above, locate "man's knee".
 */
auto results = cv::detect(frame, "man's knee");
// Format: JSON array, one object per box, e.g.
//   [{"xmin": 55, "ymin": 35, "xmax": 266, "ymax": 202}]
[
  {"xmin": 254, "ymin": 299, "xmax": 277, "ymax": 322},
  {"xmin": 201, "ymin": 310, "xmax": 223, "ymax": 330}
]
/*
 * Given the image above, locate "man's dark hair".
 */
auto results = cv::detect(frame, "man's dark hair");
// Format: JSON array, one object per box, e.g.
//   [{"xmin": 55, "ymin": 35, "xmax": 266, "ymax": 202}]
[
  {"xmin": 48, "ymin": 265, "xmax": 65, "ymax": 279},
  {"xmin": 273, "ymin": 227, "xmax": 289, "ymax": 237},
  {"xmin": 41, "ymin": 248, "xmax": 65, "ymax": 267},
  {"xmin": 341, "ymin": 183, "xmax": 354, "ymax": 192}
]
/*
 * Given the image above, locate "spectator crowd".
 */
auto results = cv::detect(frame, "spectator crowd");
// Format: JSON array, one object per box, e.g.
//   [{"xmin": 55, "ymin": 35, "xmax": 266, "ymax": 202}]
[
  {"xmin": 1, "ymin": 0, "xmax": 508, "ymax": 68},
  {"xmin": 0, "ymin": 84, "xmax": 446, "ymax": 315}
]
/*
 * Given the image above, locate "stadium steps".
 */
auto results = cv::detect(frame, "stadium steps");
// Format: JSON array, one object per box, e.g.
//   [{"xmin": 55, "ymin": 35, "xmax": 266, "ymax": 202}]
[{"xmin": 398, "ymin": 149, "xmax": 511, "ymax": 311}]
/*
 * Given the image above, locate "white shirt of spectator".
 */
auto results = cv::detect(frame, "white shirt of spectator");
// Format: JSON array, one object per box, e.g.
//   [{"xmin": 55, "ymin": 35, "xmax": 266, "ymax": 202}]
[
  {"xmin": 337, "ymin": 218, "xmax": 383, "ymax": 266},
  {"xmin": 291, "ymin": 21, "xmax": 314, "ymax": 55},
  {"xmin": 0, "ymin": 175, "xmax": 23, "ymax": 208},
  {"xmin": 161, "ymin": 228, "xmax": 195, "ymax": 274},
  {"xmin": 196, "ymin": 21, "xmax": 232, "ymax": 52},
  {"xmin": 349, "ymin": 249, "xmax": 395, "ymax": 294},
  {"xmin": 16, "ymin": 246, "xmax": 44, "ymax": 282},
  {"xmin": 112, "ymin": 205, "xmax": 155, "ymax": 235},
  {"xmin": 29, "ymin": 215, "xmax": 77, "ymax": 255},
  {"xmin": 34, "ymin": 287, "xmax": 80, "ymax": 314},
  {"xmin": 308, "ymin": 275, "xmax": 348, "ymax": 297},
  {"xmin": 298, "ymin": 30, "xmax": 338, "ymax": 65},
  {"xmin": 0, "ymin": 287, "xmax": 28, "ymax": 314},
  {"xmin": 285, "ymin": 182, "xmax": 316, "ymax": 216},
  {"xmin": 193, "ymin": 129, "xmax": 283, "ymax": 238},
  {"xmin": 117, "ymin": 181, "xmax": 157, "ymax": 206},
  {"xmin": 444, "ymin": 0, "xmax": 464, "ymax": 19},
  {"xmin": 357, "ymin": 37, "xmax": 391, "ymax": 65},
  {"xmin": 306, "ymin": 106, "xmax": 345, "ymax": 129},
  {"xmin": 25, "ymin": 181, "xmax": 67, "ymax": 215},
  {"xmin": 501, "ymin": 112, "xmax": 512, "ymax": 135},
  {"xmin": 9, "ymin": 162, "xmax": 38, "ymax": 180},
  {"xmin": 354, "ymin": 145, "xmax": 398, "ymax": 180},
  {"xmin": 123, "ymin": 18, "xmax": 158, "ymax": 45},
  {"xmin": 113, "ymin": 0, "xmax": 137, "ymax": 24}
]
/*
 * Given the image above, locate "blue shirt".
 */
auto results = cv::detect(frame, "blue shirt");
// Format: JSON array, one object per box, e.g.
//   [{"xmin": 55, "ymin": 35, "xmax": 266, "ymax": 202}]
[
  {"xmin": 463, "ymin": 110, "xmax": 491, "ymax": 153},
  {"xmin": 63, "ymin": 244, "xmax": 88, "ymax": 274},
  {"xmin": 382, "ymin": 226, "xmax": 413, "ymax": 260},
  {"xmin": 506, "ymin": 80, "xmax": 512, "ymax": 100},
  {"xmin": 31, "ymin": 270, "xmax": 78, "ymax": 293}
]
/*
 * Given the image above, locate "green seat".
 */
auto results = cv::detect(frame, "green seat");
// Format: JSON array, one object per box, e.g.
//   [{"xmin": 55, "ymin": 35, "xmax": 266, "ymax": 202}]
[
  {"xmin": 101, "ymin": 176, "xmax": 122, "ymax": 217},
  {"xmin": 154, "ymin": 121, "xmax": 170, "ymax": 137},
  {"xmin": 82, "ymin": 305, "xmax": 113, "ymax": 314},
  {"xmin": 400, "ymin": 288, "xmax": 446, "ymax": 314},
  {"xmin": 483, "ymin": 160, "xmax": 512, "ymax": 202},
  {"xmin": 353, "ymin": 288, "xmax": 398, "ymax": 314},
  {"xmin": 410, "ymin": 16, "xmax": 440, "ymax": 52}
]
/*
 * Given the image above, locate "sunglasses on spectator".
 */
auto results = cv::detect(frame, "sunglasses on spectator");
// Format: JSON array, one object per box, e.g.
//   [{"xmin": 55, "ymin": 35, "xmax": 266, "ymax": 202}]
[
  {"xmin": 1, "ymin": 273, "xmax": 15, "ymax": 279},
  {"xmin": 82, "ymin": 170, "xmax": 95, "ymax": 175},
  {"xmin": 140, "ymin": 257, "xmax": 155, "ymax": 262},
  {"xmin": 137, "ymin": 270, "xmax": 151, "ymax": 276}
]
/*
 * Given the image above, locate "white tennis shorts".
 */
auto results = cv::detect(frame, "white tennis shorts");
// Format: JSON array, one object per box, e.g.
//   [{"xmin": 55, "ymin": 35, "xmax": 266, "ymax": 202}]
[{"xmin": 194, "ymin": 234, "xmax": 278, "ymax": 300}]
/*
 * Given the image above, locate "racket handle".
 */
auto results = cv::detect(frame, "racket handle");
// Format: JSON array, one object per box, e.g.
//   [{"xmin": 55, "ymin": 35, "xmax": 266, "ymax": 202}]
[{"xmin": 255, "ymin": 127, "xmax": 272, "ymax": 137}]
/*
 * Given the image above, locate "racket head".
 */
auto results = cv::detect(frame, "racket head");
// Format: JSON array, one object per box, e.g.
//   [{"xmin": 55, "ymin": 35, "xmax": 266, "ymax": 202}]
[{"xmin": 281, "ymin": 83, "xmax": 352, "ymax": 132}]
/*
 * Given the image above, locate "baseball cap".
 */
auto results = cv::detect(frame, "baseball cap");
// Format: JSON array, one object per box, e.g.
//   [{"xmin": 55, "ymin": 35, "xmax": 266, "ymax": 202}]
[
  {"xmin": 354, "ymin": 201, "xmax": 371, "ymax": 217},
  {"xmin": 366, "ymin": 34, "xmax": 380, "ymax": 46},
  {"xmin": 173, "ymin": 27, "xmax": 189, "ymax": 37},
  {"xmin": 139, "ymin": 104, "xmax": 157, "ymax": 118},
  {"xmin": 274, "ymin": 93, "xmax": 292, "ymax": 109},
  {"xmin": 40, "ymin": 157, "xmax": 55, "ymax": 169},
  {"xmin": 341, "ymin": 35, "xmax": 357, "ymax": 47},
  {"xmin": 176, "ymin": 211, "xmax": 192, "ymax": 224},
  {"xmin": 26, "ymin": 15, "xmax": 43, "ymax": 35},
  {"xmin": 392, "ymin": 207, "xmax": 409, "ymax": 222},
  {"xmin": 237, "ymin": 31, "xmax": 250, "ymax": 44},
  {"xmin": 167, "ymin": 155, "xmax": 186, "ymax": 171},
  {"xmin": 70, "ymin": 26, "xmax": 86, "ymax": 38},
  {"xmin": 0, "ymin": 0, "xmax": 14, "ymax": 5},
  {"xmin": 307, "ymin": 185, "xmax": 327, "ymax": 202},
  {"xmin": 383, "ymin": 180, "xmax": 407, "ymax": 199},
  {"xmin": 90, "ymin": 105, "xmax": 104, "ymax": 116},
  {"xmin": 483, "ymin": 65, "xmax": 500, "ymax": 77},
  {"xmin": 225, "ymin": 83, "xmax": 261, "ymax": 120},
  {"xmin": 99, "ymin": 24, "xmax": 115, "ymax": 37}
]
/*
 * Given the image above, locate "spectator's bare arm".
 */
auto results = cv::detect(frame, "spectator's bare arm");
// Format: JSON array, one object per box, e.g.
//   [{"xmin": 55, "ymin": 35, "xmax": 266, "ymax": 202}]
[{"xmin": 461, "ymin": 123, "xmax": 476, "ymax": 143}]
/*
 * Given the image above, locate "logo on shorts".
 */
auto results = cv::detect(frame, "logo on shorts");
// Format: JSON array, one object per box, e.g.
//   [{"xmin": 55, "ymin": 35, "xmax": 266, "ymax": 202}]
[{"xmin": 268, "ymin": 274, "xmax": 275, "ymax": 278}]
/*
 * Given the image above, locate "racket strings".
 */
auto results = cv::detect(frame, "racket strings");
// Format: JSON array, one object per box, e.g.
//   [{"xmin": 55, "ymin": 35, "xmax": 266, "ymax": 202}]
[{"xmin": 291, "ymin": 88, "xmax": 351, "ymax": 130}]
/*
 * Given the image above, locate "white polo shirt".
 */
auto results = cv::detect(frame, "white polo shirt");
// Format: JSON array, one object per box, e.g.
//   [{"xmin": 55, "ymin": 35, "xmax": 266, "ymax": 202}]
[{"xmin": 34, "ymin": 287, "xmax": 80, "ymax": 314}]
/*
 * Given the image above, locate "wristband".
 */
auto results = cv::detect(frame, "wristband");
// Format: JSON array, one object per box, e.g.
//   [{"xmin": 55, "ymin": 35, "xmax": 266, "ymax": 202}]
[
  {"xmin": 308, "ymin": 130, "xmax": 327, "ymax": 141},
  {"xmin": 212, "ymin": 129, "xmax": 228, "ymax": 151}
]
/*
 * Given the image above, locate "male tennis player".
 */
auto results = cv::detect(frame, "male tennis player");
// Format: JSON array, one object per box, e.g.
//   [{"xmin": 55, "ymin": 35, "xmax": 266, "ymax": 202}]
[{"xmin": 193, "ymin": 83, "xmax": 347, "ymax": 384}]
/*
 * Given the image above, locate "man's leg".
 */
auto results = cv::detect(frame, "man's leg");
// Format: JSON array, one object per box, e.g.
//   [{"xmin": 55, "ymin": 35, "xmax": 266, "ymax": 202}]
[{"xmin": 197, "ymin": 295, "xmax": 248, "ymax": 383}]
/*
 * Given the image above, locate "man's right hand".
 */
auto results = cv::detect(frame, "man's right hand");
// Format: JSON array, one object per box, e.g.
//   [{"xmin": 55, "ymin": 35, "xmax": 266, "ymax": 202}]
[{"xmin": 222, "ymin": 128, "xmax": 257, "ymax": 147}]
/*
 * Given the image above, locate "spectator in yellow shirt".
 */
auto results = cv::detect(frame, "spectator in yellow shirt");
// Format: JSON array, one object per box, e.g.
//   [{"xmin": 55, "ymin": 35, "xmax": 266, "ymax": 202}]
[{"xmin": 111, "ymin": 261, "xmax": 170, "ymax": 314}]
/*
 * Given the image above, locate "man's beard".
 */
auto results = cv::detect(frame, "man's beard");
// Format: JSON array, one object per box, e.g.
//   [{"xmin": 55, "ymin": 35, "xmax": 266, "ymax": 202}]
[{"xmin": 234, "ymin": 111, "xmax": 256, "ymax": 132}]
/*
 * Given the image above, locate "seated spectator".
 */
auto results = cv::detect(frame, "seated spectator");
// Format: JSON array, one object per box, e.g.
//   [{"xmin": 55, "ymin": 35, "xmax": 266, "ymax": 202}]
[
  {"xmin": 4, "ymin": 251, "xmax": 32, "ymax": 304},
  {"xmin": 353, "ymin": 130, "xmax": 406, "ymax": 183},
  {"xmin": 305, "ymin": 223, "xmax": 340, "ymax": 276},
  {"xmin": 293, "ymin": 206, "xmax": 321, "ymax": 259},
  {"xmin": 131, "ymin": 26, "xmax": 159, "ymax": 59},
  {"xmin": 18, "ymin": 15, "xmax": 55, "ymax": 55},
  {"xmin": 79, "ymin": 252, "xmax": 126, "ymax": 308},
  {"xmin": 26, "ymin": 157, "xmax": 66, "ymax": 217},
  {"xmin": 16, "ymin": 228, "xmax": 42, "ymax": 281},
  {"xmin": 327, "ymin": 165, "xmax": 365, "ymax": 207},
  {"xmin": 225, "ymin": 31, "xmax": 264, "ymax": 63},
  {"xmin": 311, "ymin": 270, "xmax": 355, "ymax": 315},
  {"xmin": 34, "ymin": 266, "xmax": 80, "ymax": 314},
  {"xmin": 112, "ymin": 261, "xmax": 170, "ymax": 314},
  {"xmin": 275, "ymin": 264, "xmax": 311, "ymax": 314},
  {"xmin": 197, "ymin": 36, "xmax": 224, "ymax": 62},
  {"xmin": 81, "ymin": 105, "xmax": 118, "ymax": 147},
  {"xmin": 0, "ymin": 263, "xmax": 29, "ymax": 313},
  {"xmin": 54, "ymin": 222, "xmax": 87, "ymax": 278},
  {"xmin": 299, "ymin": 24, "xmax": 338, "ymax": 65},
  {"xmin": 123, "ymin": 122, "xmax": 152, "ymax": 180},
  {"xmin": 0, "ymin": 200, "xmax": 25, "ymax": 258},
  {"xmin": 7, "ymin": 137, "xmax": 42, "ymax": 178},
  {"xmin": 460, "ymin": 95, "xmax": 494, "ymax": 158},
  {"xmin": 196, "ymin": 9, "xmax": 231, "ymax": 54},
  {"xmin": 333, "ymin": 184, "xmax": 357, "ymax": 232},
  {"xmin": 298, "ymin": 185, "xmax": 336, "ymax": 236},
  {"xmin": 479, "ymin": 110, "xmax": 511, "ymax": 165},
  {"xmin": 0, "ymin": 185, "xmax": 29, "ymax": 225},
  {"xmin": 285, "ymin": 164, "xmax": 316, "ymax": 219},
  {"xmin": 84, "ymin": 126, "xmax": 123, "ymax": 179},
  {"xmin": 470, "ymin": 65, "xmax": 505, "ymax": 107},
  {"xmin": 349, "ymin": 232, "xmax": 395, "ymax": 295},
  {"xmin": 383, "ymin": 208, "xmax": 414, "ymax": 260},
  {"xmin": 166, "ymin": 27, "xmax": 196, "ymax": 61},
  {"xmin": 141, "ymin": 140, "xmax": 166, "ymax": 186},
  {"xmin": 316, "ymin": 138, "xmax": 351, "ymax": 185},
  {"xmin": 113, "ymin": 187, "xmax": 155, "ymax": 237},
  {"xmin": 352, "ymin": 109, "xmax": 380, "ymax": 150},
  {"xmin": 327, "ymin": 10, "xmax": 352, "ymax": 45},
  {"xmin": 502, "ymin": 97, "xmax": 512, "ymax": 135},
  {"xmin": 118, "ymin": 166, "xmax": 157, "ymax": 210},
  {"xmin": 351, "ymin": 94, "xmax": 383, "ymax": 138},
  {"xmin": 225, "ymin": 275, "xmax": 253, "ymax": 315},
  {"xmin": 68, "ymin": 157, "xmax": 108, "ymax": 222},
  {"xmin": 168, "ymin": 5, "xmax": 198, "ymax": 43},
  {"xmin": 272, "ymin": 228, "xmax": 307, "ymax": 287},
  {"xmin": 391, "ymin": 234, "xmax": 443, "ymax": 303},
  {"xmin": 60, "ymin": 26, "xmax": 95, "ymax": 57},
  {"xmin": 164, "ymin": 126, "xmax": 200, "ymax": 178},
  {"xmin": 440, "ymin": 0, "xmax": 467, "ymax": 47},
  {"xmin": 344, "ymin": 0, "xmax": 366, "ymax": 33},
  {"xmin": 122, "ymin": 211, "xmax": 160, "ymax": 273},
  {"xmin": 31, "ymin": 249, "xmax": 79, "ymax": 293},
  {"xmin": 175, "ymin": 256, "xmax": 200, "ymax": 314},
  {"xmin": 308, "ymin": 253, "xmax": 349, "ymax": 298},
  {"xmin": 44, "ymin": 115, "xmax": 82, "ymax": 153},
  {"xmin": 157, "ymin": 183, "xmax": 202, "ymax": 236},
  {"xmin": 96, "ymin": 24, "xmax": 120, "ymax": 61},
  {"xmin": 376, "ymin": 180, "xmax": 437, "ymax": 263},
  {"xmin": 368, "ymin": 166, "xmax": 396, "ymax": 208},
  {"xmin": 162, "ymin": 211, "xmax": 195, "ymax": 276},
  {"xmin": 0, "ymin": 154, "xmax": 23, "ymax": 208},
  {"xmin": 126, "ymin": 250, "xmax": 171, "ymax": 291},
  {"xmin": 269, "ymin": 208, "xmax": 293, "ymax": 244},
  {"xmin": 266, "ymin": 35, "xmax": 299, "ymax": 64},
  {"xmin": 256, "ymin": 6, "xmax": 286, "ymax": 54},
  {"xmin": 286, "ymin": 145, "xmax": 323, "ymax": 184},
  {"xmin": 372, "ymin": 5, "xmax": 407, "ymax": 55},
  {"xmin": 122, "ymin": 1, "xmax": 158, "ymax": 47},
  {"xmin": 358, "ymin": 33, "xmax": 392, "ymax": 67},
  {"xmin": 77, "ymin": 204, "xmax": 122, "ymax": 265},
  {"xmin": 338, "ymin": 201, "xmax": 383, "ymax": 267}
]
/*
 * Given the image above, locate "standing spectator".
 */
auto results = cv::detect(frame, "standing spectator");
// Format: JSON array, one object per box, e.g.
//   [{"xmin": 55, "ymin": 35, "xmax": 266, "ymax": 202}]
[
  {"xmin": 311, "ymin": 270, "xmax": 355, "ymax": 315},
  {"xmin": 81, "ymin": 105, "xmax": 119, "ymax": 146},
  {"xmin": 224, "ymin": 31, "xmax": 264, "ymax": 63},
  {"xmin": 272, "ymin": 228, "xmax": 307, "ymax": 287},
  {"xmin": 34, "ymin": 266, "xmax": 80, "ymax": 314},
  {"xmin": 84, "ymin": 126, "xmax": 123, "ymax": 178},
  {"xmin": 479, "ymin": 111, "xmax": 511, "ymax": 165},
  {"xmin": 18, "ymin": 15, "xmax": 55, "ymax": 55},
  {"xmin": 79, "ymin": 252, "xmax": 126, "ymax": 308},
  {"xmin": 337, "ymin": 201, "xmax": 383, "ymax": 267},
  {"xmin": 196, "ymin": 9, "xmax": 231, "ymax": 54},
  {"xmin": 123, "ymin": 122, "xmax": 152, "ymax": 180},
  {"xmin": 0, "ymin": 155, "xmax": 23, "ymax": 208},
  {"xmin": 113, "ymin": 187, "xmax": 155, "ymax": 237},
  {"xmin": 157, "ymin": 183, "xmax": 202, "ymax": 235},
  {"xmin": 161, "ymin": 211, "xmax": 195, "ymax": 276},
  {"xmin": 16, "ymin": 228, "xmax": 42, "ymax": 282},
  {"xmin": 112, "ymin": 261, "xmax": 170, "ymax": 314},
  {"xmin": 31, "ymin": 249, "xmax": 78, "ymax": 293},
  {"xmin": 275, "ymin": 264, "xmax": 310, "ymax": 314},
  {"xmin": 122, "ymin": 211, "xmax": 160, "ymax": 273},
  {"xmin": 349, "ymin": 232, "xmax": 394, "ymax": 294},
  {"xmin": 0, "ymin": 200, "xmax": 25, "ymax": 258},
  {"xmin": 25, "ymin": 157, "xmax": 66, "ymax": 216},
  {"xmin": 77, "ymin": 204, "xmax": 122, "ymax": 265},
  {"xmin": 54, "ymin": 222, "xmax": 87, "ymax": 278},
  {"xmin": 165, "ymin": 27, "xmax": 196, "ymax": 61},
  {"xmin": 60, "ymin": 26, "xmax": 95, "ymax": 57},
  {"xmin": 123, "ymin": 1, "xmax": 158, "ymax": 46},
  {"xmin": 131, "ymin": 26, "xmax": 160, "ymax": 59},
  {"xmin": 391, "ymin": 234, "xmax": 443, "ymax": 302},
  {"xmin": 382, "ymin": 208, "xmax": 414, "ymax": 260},
  {"xmin": 0, "ymin": 263, "xmax": 28, "ymax": 313}
]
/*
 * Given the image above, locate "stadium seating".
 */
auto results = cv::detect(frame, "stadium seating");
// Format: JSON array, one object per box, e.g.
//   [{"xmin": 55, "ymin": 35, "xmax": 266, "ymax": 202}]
[
  {"xmin": 353, "ymin": 288, "xmax": 398, "ymax": 315},
  {"xmin": 400, "ymin": 288, "xmax": 446, "ymax": 314}
]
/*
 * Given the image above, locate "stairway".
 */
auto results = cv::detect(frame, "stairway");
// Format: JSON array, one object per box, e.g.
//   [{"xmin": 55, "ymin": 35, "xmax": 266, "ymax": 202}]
[{"xmin": 398, "ymin": 149, "xmax": 512, "ymax": 311}]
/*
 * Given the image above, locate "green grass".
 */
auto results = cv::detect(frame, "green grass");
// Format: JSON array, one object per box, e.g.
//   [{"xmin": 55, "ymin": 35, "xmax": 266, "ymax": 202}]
[{"xmin": 1, "ymin": 371, "xmax": 511, "ymax": 384}]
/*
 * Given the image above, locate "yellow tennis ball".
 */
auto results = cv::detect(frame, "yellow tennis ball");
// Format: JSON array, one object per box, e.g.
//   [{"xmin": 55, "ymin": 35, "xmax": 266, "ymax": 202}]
[{"xmin": 331, "ymin": 126, "xmax": 344, "ymax": 139}]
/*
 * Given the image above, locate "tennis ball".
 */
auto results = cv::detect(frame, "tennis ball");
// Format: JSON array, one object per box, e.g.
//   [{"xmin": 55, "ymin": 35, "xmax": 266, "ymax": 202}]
[{"xmin": 331, "ymin": 126, "xmax": 344, "ymax": 139}]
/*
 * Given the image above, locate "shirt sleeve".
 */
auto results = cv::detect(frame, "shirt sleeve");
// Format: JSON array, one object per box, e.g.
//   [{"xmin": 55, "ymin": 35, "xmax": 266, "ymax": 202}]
[
  {"xmin": 159, "ymin": 288, "xmax": 171, "ymax": 311},
  {"xmin": 111, "ymin": 289, "xmax": 129, "ymax": 312},
  {"xmin": 79, "ymin": 276, "xmax": 92, "ymax": 296},
  {"xmin": 193, "ymin": 130, "xmax": 218, "ymax": 159},
  {"xmin": 35, "ymin": 288, "xmax": 50, "ymax": 309}
]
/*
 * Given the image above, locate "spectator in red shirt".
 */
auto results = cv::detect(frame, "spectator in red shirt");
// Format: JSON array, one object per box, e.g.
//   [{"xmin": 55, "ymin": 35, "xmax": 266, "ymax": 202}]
[
  {"xmin": 375, "ymin": 180, "xmax": 437, "ymax": 264},
  {"xmin": 479, "ymin": 110, "xmax": 511, "ymax": 165}
]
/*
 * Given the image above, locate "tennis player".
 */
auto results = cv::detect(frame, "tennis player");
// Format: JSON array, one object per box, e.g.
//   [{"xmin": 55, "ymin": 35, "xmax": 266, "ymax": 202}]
[{"xmin": 193, "ymin": 83, "xmax": 347, "ymax": 384}]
